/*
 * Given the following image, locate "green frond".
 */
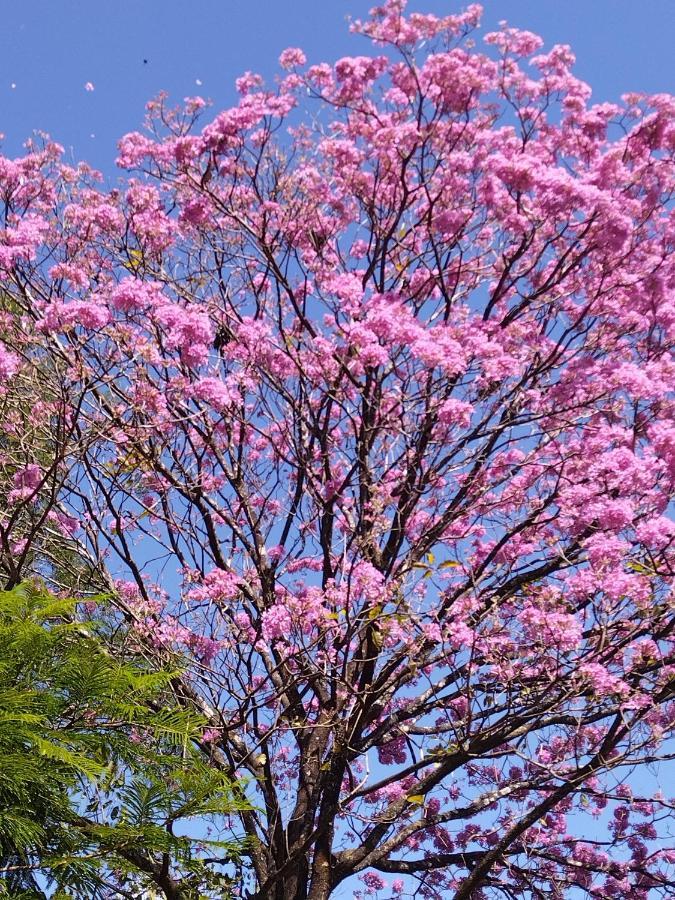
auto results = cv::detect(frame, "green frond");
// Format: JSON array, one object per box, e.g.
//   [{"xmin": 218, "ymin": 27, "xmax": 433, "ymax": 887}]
[
  {"xmin": 0, "ymin": 811, "xmax": 46, "ymax": 851},
  {"xmin": 0, "ymin": 582, "xmax": 247, "ymax": 898}
]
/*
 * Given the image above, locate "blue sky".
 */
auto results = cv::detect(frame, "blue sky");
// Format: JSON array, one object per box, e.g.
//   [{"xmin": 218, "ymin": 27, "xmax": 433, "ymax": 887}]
[{"xmin": 1, "ymin": 0, "xmax": 673, "ymax": 179}]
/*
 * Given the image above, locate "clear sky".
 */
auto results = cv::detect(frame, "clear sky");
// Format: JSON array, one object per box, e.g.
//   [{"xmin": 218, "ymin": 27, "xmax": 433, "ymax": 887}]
[{"xmin": 0, "ymin": 0, "xmax": 673, "ymax": 180}]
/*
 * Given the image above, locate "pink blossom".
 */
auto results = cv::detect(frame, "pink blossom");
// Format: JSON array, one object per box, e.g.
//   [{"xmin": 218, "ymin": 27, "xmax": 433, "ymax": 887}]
[
  {"xmin": 437, "ymin": 398, "xmax": 473, "ymax": 428},
  {"xmin": 8, "ymin": 464, "xmax": 42, "ymax": 502},
  {"xmin": 193, "ymin": 376, "xmax": 234, "ymax": 410},
  {"xmin": 0, "ymin": 345, "xmax": 20, "ymax": 380},
  {"xmin": 518, "ymin": 603, "xmax": 583, "ymax": 652},
  {"xmin": 580, "ymin": 664, "xmax": 630, "ymax": 698},
  {"xmin": 117, "ymin": 131, "xmax": 159, "ymax": 168},
  {"xmin": 154, "ymin": 302, "xmax": 213, "ymax": 366},
  {"xmin": 261, "ymin": 604, "xmax": 293, "ymax": 641},
  {"xmin": 584, "ymin": 534, "xmax": 629, "ymax": 569},
  {"xmin": 188, "ymin": 633, "xmax": 221, "ymax": 664},
  {"xmin": 46, "ymin": 510, "xmax": 80, "ymax": 536},
  {"xmin": 360, "ymin": 871, "xmax": 386, "ymax": 892},
  {"xmin": 267, "ymin": 544, "xmax": 285, "ymax": 563},
  {"xmin": 189, "ymin": 569, "xmax": 241, "ymax": 603},
  {"xmin": 636, "ymin": 516, "xmax": 674, "ymax": 549},
  {"xmin": 109, "ymin": 278, "xmax": 164, "ymax": 312},
  {"xmin": 279, "ymin": 47, "xmax": 306, "ymax": 70},
  {"xmin": 39, "ymin": 300, "xmax": 110, "ymax": 331},
  {"xmin": 377, "ymin": 735, "xmax": 407, "ymax": 765}
]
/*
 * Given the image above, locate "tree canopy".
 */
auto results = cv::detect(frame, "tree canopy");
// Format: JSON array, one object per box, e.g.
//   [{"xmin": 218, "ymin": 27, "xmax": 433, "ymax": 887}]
[
  {"xmin": 0, "ymin": 583, "xmax": 246, "ymax": 898},
  {"xmin": 0, "ymin": 1, "xmax": 673, "ymax": 897}
]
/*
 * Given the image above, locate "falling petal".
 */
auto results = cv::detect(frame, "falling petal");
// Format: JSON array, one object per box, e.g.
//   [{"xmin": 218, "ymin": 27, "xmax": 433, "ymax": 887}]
[{"xmin": 84, "ymin": 81, "xmax": 95, "ymax": 92}]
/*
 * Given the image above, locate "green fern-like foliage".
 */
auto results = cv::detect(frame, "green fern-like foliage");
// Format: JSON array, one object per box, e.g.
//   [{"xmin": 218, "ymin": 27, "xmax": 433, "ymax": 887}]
[{"xmin": 0, "ymin": 583, "xmax": 248, "ymax": 899}]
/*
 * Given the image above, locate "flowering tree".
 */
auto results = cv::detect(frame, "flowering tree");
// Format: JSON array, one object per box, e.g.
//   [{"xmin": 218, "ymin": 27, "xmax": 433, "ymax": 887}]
[{"xmin": 1, "ymin": 2, "xmax": 674, "ymax": 897}]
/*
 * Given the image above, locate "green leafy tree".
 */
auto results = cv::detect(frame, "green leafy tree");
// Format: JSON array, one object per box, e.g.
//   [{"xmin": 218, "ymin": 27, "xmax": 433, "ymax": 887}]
[{"xmin": 0, "ymin": 582, "xmax": 248, "ymax": 899}]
